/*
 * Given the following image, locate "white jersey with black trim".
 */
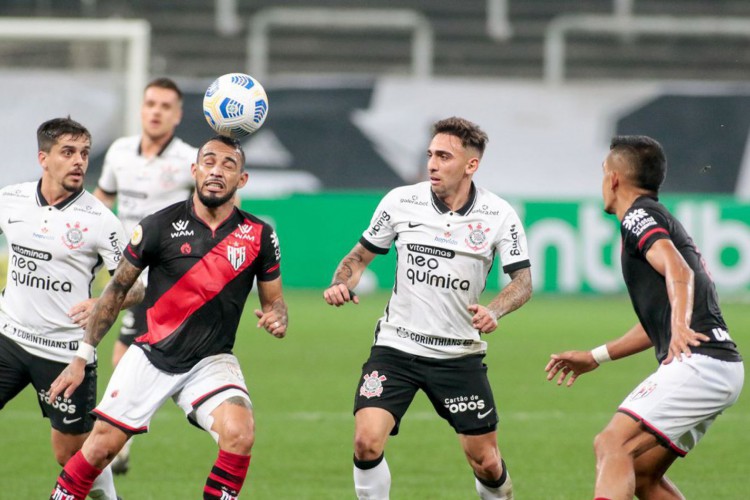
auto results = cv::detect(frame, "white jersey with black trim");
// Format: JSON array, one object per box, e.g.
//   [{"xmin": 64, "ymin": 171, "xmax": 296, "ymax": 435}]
[
  {"xmin": 360, "ymin": 182, "xmax": 530, "ymax": 359},
  {"xmin": 97, "ymin": 135, "xmax": 196, "ymax": 235},
  {"xmin": 0, "ymin": 181, "xmax": 126, "ymax": 363}
]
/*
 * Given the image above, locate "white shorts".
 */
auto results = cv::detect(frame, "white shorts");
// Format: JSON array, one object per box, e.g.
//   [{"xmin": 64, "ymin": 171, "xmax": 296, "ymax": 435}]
[
  {"xmin": 93, "ymin": 346, "xmax": 251, "ymax": 436},
  {"xmin": 618, "ymin": 354, "xmax": 744, "ymax": 456}
]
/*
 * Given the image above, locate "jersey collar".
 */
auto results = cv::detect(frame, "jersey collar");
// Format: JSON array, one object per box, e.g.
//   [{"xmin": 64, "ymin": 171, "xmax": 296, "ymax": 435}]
[
  {"xmin": 36, "ymin": 179, "xmax": 85, "ymax": 211},
  {"xmin": 137, "ymin": 134, "xmax": 175, "ymax": 157},
  {"xmin": 430, "ymin": 182, "xmax": 477, "ymax": 216}
]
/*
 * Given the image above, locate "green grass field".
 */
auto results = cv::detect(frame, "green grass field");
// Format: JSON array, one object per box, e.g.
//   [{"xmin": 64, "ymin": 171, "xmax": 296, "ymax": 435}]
[{"xmin": 2, "ymin": 291, "xmax": 748, "ymax": 499}]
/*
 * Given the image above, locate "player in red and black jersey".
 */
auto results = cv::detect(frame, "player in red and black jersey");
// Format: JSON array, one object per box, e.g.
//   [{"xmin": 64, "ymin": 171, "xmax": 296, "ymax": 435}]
[
  {"xmin": 49, "ymin": 135, "xmax": 287, "ymax": 500},
  {"xmin": 546, "ymin": 136, "xmax": 743, "ymax": 500}
]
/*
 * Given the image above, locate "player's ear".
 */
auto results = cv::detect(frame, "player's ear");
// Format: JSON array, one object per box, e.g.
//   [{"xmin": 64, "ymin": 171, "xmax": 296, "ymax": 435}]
[
  {"xmin": 237, "ymin": 171, "xmax": 249, "ymax": 189},
  {"xmin": 38, "ymin": 150, "xmax": 48, "ymax": 169},
  {"xmin": 466, "ymin": 156, "xmax": 480, "ymax": 175}
]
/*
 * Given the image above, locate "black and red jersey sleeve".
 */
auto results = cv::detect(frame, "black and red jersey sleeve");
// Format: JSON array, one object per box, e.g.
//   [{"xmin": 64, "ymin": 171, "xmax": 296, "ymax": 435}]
[
  {"xmin": 621, "ymin": 206, "xmax": 671, "ymax": 257},
  {"xmin": 123, "ymin": 214, "xmax": 160, "ymax": 270},
  {"xmin": 257, "ymin": 223, "xmax": 281, "ymax": 282}
]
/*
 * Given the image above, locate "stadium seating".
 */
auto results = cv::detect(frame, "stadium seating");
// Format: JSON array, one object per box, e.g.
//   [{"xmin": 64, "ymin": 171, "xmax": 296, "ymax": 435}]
[{"xmin": 2, "ymin": 0, "xmax": 750, "ymax": 80}]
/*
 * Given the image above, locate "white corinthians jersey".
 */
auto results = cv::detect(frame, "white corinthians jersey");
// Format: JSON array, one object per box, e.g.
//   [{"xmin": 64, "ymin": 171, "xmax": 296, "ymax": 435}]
[
  {"xmin": 0, "ymin": 182, "xmax": 126, "ymax": 363},
  {"xmin": 98, "ymin": 135, "xmax": 196, "ymax": 234},
  {"xmin": 361, "ymin": 182, "xmax": 530, "ymax": 359}
]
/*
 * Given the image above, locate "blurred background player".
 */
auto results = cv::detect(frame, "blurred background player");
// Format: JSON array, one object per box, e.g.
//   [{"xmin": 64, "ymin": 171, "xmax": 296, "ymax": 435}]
[
  {"xmin": 49, "ymin": 135, "xmax": 287, "ymax": 500},
  {"xmin": 0, "ymin": 117, "xmax": 144, "ymax": 500},
  {"xmin": 324, "ymin": 117, "xmax": 532, "ymax": 499},
  {"xmin": 545, "ymin": 135, "xmax": 744, "ymax": 500},
  {"xmin": 93, "ymin": 76, "xmax": 197, "ymax": 474}
]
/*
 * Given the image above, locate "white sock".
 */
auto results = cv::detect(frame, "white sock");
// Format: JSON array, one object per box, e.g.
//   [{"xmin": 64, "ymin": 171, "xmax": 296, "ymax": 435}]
[
  {"xmin": 475, "ymin": 460, "xmax": 513, "ymax": 500},
  {"xmin": 353, "ymin": 454, "xmax": 391, "ymax": 500},
  {"xmin": 88, "ymin": 465, "xmax": 117, "ymax": 500},
  {"xmin": 118, "ymin": 437, "xmax": 133, "ymax": 458}
]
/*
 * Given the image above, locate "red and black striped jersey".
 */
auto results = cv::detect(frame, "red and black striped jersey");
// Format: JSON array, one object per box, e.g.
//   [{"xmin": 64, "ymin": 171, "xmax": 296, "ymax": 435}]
[
  {"xmin": 123, "ymin": 198, "xmax": 281, "ymax": 373},
  {"xmin": 620, "ymin": 196, "xmax": 741, "ymax": 363}
]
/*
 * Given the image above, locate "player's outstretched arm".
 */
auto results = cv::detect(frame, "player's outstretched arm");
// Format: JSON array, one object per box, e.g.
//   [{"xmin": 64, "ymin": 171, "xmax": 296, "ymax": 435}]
[
  {"xmin": 255, "ymin": 277, "xmax": 287, "ymax": 339},
  {"xmin": 468, "ymin": 267, "xmax": 532, "ymax": 333},
  {"xmin": 546, "ymin": 323, "xmax": 654, "ymax": 387},
  {"xmin": 643, "ymin": 239, "xmax": 710, "ymax": 364},
  {"xmin": 49, "ymin": 259, "xmax": 143, "ymax": 401},
  {"xmin": 324, "ymin": 243, "xmax": 376, "ymax": 307}
]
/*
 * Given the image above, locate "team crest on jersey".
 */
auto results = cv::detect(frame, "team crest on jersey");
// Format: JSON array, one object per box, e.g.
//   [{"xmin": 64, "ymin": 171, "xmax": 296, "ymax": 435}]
[
  {"xmin": 180, "ymin": 242, "xmax": 192, "ymax": 255},
  {"xmin": 227, "ymin": 243, "xmax": 246, "ymax": 271},
  {"xmin": 130, "ymin": 224, "xmax": 143, "ymax": 245},
  {"xmin": 61, "ymin": 222, "xmax": 88, "ymax": 249},
  {"xmin": 464, "ymin": 223, "xmax": 491, "ymax": 251},
  {"xmin": 360, "ymin": 371, "xmax": 387, "ymax": 398},
  {"xmin": 628, "ymin": 380, "xmax": 658, "ymax": 401}
]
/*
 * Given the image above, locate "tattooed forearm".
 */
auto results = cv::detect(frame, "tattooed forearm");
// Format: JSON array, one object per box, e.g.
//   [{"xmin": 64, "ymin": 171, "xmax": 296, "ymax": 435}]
[
  {"xmin": 487, "ymin": 267, "xmax": 532, "ymax": 319},
  {"xmin": 121, "ymin": 272, "xmax": 145, "ymax": 309},
  {"xmin": 331, "ymin": 245, "xmax": 368, "ymax": 287},
  {"xmin": 271, "ymin": 297, "xmax": 288, "ymax": 327},
  {"xmin": 84, "ymin": 260, "xmax": 143, "ymax": 347}
]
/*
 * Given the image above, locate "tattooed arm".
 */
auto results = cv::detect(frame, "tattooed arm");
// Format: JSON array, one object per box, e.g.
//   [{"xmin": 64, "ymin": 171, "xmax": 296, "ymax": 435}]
[
  {"xmin": 49, "ymin": 258, "xmax": 143, "ymax": 400},
  {"xmin": 255, "ymin": 277, "xmax": 288, "ymax": 339},
  {"xmin": 323, "ymin": 243, "xmax": 377, "ymax": 306},
  {"xmin": 468, "ymin": 267, "xmax": 533, "ymax": 334}
]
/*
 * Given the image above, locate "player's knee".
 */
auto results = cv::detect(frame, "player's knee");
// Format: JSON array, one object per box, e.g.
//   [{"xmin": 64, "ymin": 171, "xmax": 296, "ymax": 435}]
[
  {"xmin": 219, "ymin": 419, "xmax": 255, "ymax": 454},
  {"xmin": 593, "ymin": 429, "xmax": 617, "ymax": 457},
  {"xmin": 55, "ymin": 447, "xmax": 76, "ymax": 467},
  {"xmin": 353, "ymin": 430, "xmax": 385, "ymax": 461},
  {"xmin": 465, "ymin": 448, "xmax": 501, "ymax": 478}
]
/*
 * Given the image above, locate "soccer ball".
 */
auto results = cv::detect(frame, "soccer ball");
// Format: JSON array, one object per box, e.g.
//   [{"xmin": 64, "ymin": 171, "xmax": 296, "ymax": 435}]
[{"xmin": 202, "ymin": 73, "xmax": 269, "ymax": 138}]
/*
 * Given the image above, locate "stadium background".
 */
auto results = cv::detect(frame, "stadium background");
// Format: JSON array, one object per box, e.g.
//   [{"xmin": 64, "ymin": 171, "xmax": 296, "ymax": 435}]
[{"xmin": 0, "ymin": 1, "xmax": 749, "ymax": 498}]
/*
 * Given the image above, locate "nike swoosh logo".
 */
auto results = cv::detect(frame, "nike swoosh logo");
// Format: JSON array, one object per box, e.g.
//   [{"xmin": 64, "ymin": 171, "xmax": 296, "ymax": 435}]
[
  {"xmin": 408, "ymin": 222, "xmax": 423, "ymax": 228},
  {"xmin": 62, "ymin": 416, "xmax": 82, "ymax": 424},
  {"xmin": 7, "ymin": 219, "xmax": 23, "ymax": 224},
  {"xmin": 477, "ymin": 408, "xmax": 494, "ymax": 419}
]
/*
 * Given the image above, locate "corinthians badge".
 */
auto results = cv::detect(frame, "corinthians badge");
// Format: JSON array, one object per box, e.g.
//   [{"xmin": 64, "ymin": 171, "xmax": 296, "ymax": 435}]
[
  {"xmin": 360, "ymin": 371, "xmax": 387, "ymax": 398},
  {"xmin": 62, "ymin": 222, "xmax": 88, "ymax": 249},
  {"xmin": 464, "ymin": 222, "xmax": 491, "ymax": 251}
]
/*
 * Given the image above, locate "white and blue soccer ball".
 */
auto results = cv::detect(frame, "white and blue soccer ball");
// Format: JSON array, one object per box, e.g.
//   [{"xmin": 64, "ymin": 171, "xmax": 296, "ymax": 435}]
[{"xmin": 203, "ymin": 73, "xmax": 269, "ymax": 138}]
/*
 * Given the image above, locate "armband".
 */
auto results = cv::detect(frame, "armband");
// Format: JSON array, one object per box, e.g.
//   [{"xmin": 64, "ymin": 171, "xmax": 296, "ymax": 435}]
[
  {"xmin": 591, "ymin": 344, "xmax": 612, "ymax": 365},
  {"xmin": 75, "ymin": 342, "xmax": 96, "ymax": 364}
]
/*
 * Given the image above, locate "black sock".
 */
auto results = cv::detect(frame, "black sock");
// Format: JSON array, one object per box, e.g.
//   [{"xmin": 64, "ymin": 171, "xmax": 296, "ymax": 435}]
[{"xmin": 354, "ymin": 453, "xmax": 384, "ymax": 470}]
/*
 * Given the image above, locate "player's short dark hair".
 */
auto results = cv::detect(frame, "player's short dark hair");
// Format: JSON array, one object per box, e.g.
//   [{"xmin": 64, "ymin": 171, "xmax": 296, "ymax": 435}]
[
  {"xmin": 199, "ymin": 135, "xmax": 246, "ymax": 169},
  {"xmin": 37, "ymin": 117, "xmax": 91, "ymax": 152},
  {"xmin": 432, "ymin": 117, "xmax": 488, "ymax": 157},
  {"xmin": 145, "ymin": 77, "xmax": 183, "ymax": 101},
  {"xmin": 610, "ymin": 135, "xmax": 667, "ymax": 192}
]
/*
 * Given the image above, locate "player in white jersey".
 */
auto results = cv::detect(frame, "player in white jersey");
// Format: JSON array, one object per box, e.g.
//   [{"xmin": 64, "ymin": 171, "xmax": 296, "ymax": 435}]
[
  {"xmin": 93, "ymin": 77, "xmax": 196, "ymax": 474},
  {"xmin": 324, "ymin": 117, "xmax": 532, "ymax": 499},
  {"xmin": 0, "ymin": 117, "xmax": 144, "ymax": 500}
]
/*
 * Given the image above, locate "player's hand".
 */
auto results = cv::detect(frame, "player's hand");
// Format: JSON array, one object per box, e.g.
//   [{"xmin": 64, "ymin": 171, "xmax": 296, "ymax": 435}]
[
  {"xmin": 323, "ymin": 283, "xmax": 359, "ymax": 307},
  {"xmin": 467, "ymin": 304, "xmax": 498, "ymax": 333},
  {"xmin": 254, "ymin": 309, "xmax": 287, "ymax": 338},
  {"xmin": 68, "ymin": 298, "xmax": 98, "ymax": 328},
  {"xmin": 663, "ymin": 324, "xmax": 710, "ymax": 365},
  {"xmin": 49, "ymin": 357, "xmax": 87, "ymax": 401},
  {"xmin": 545, "ymin": 351, "xmax": 599, "ymax": 387}
]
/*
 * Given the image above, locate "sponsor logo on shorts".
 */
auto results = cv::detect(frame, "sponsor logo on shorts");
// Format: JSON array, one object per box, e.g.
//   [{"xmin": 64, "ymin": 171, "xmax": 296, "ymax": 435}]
[
  {"xmin": 628, "ymin": 380, "xmax": 658, "ymax": 401},
  {"xmin": 360, "ymin": 371, "xmax": 387, "ymax": 398},
  {"xmin": 62, "ymin": 416, "xmax": 82, "ymax": 425},
  {"xmin": 444, "ymin": 395, "xmax": 488, "ymax": 415},
  {"xmin": 38, "ymin": 389, "xmax": 77, "ymax": 415}
]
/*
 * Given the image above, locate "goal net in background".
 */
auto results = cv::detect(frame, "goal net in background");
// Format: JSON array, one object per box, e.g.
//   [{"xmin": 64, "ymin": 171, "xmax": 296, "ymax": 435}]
[{"xmin": 0, "ymin": 17, "xmax": 150, "ymax": 187}]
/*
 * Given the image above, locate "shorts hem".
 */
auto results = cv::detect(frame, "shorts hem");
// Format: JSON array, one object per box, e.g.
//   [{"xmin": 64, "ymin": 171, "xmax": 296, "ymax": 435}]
[
  {"xmin": 617, "ymin": 407, "xmax": 687, "ymax": 457},
  {"xmin": 92, "ymin": 409, "xmax": 148, "ymax": 435}
]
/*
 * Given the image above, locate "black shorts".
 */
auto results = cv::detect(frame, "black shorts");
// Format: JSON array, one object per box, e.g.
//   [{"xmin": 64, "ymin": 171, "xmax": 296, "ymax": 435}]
[
  {"xmin": 118, "ymin": 301, "xmax": 148, "ymax": 346},
  {"xmin": 354, "ymin": 346, "xmax": 498, "ymax": 436},
  {"xmin": 0, "ymin": 334, "xmax": 97, "ymax": 434}
]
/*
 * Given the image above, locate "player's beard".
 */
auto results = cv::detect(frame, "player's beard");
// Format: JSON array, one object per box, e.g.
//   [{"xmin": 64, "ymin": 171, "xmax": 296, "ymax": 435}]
[{"xmin": 197, "ymin": 186, "xmax": 237, "ymax": 208}]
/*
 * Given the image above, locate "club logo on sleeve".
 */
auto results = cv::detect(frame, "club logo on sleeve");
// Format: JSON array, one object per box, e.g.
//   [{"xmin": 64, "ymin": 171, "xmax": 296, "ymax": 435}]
[
  {"xmin": 61, "ymin": 222, "xmax": 87, "ymax": 249},
  {"xmin": 227, "ymin": 243, "xmax": 246, "ymax": 271},
  {"xmin": 130, "ymin": 224, "xmax": 143, "ymax": 245},
  {"xmin": 359, "ymin": 371, "xmax": 387, "ymax": 398},
  {"xmin": 464, "ymin": 223, "xmax": 491, "ymax": 251}
]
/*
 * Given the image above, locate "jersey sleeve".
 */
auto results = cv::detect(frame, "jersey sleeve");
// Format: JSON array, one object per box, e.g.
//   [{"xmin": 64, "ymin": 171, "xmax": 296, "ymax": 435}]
[
  {"xmin": 621, "ymin": 207, "xmax": 671, "ymax": 256},
  {"xmin": 257, "ymin": 223, "xmax": 281, "ymax": 282},
  {"xmin": 359, "ymin": 192, "xmax": 396, "ymax": 255},
  {"xmin": 495, "ymin": 208, "xmax": 531, "ymax": 274},
  {"xmin": 123, "ymin": 215, "xmax": 158, "ymax": 270},
  {"xmin": 97, "ymin": 144, "xmax": 119, "ymax": 194},
  {"xmin": 98, "ymin": 212, "xmax": 127, "ymax": 273}
]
